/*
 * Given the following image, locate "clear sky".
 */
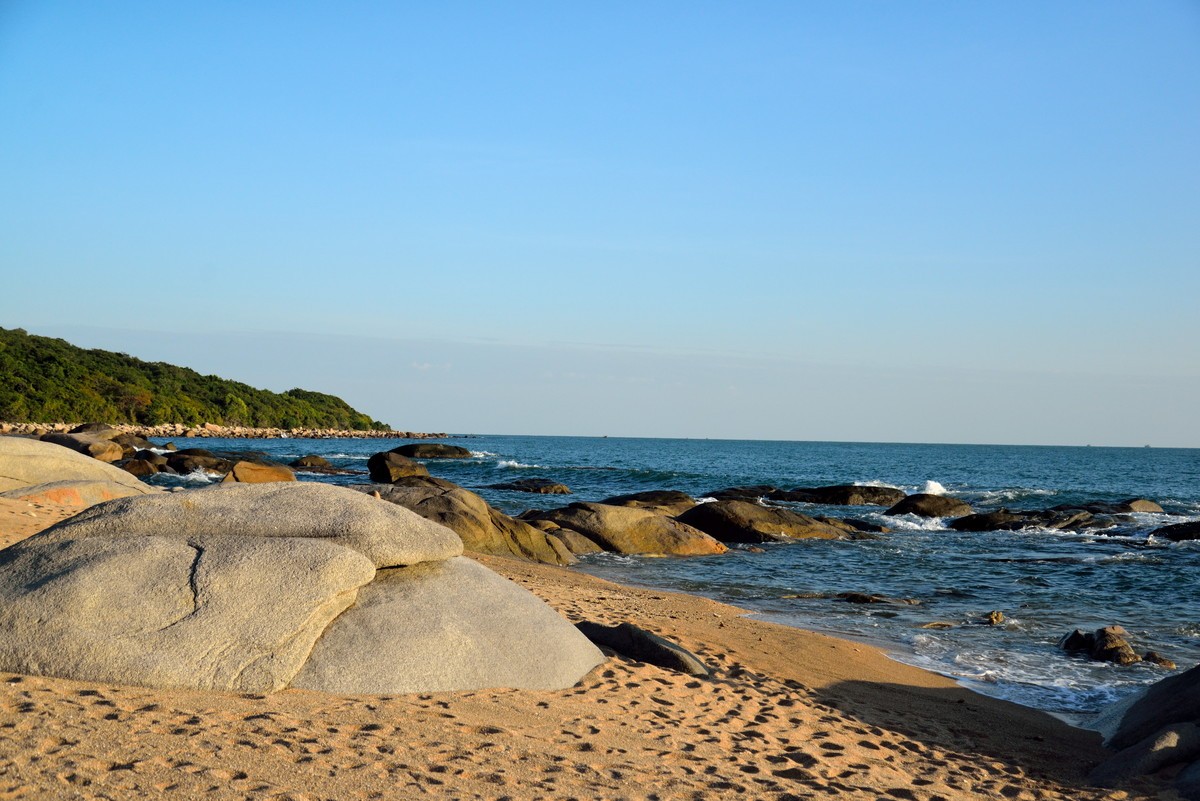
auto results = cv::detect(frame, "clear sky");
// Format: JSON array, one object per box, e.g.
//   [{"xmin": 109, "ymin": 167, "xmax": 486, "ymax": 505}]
[{"xmin": 2, "ymin": 2, "xmax": 1198, "ymax": 445}]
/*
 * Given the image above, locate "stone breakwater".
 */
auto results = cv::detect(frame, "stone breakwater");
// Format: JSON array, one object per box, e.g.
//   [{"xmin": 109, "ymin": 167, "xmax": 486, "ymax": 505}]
[{"xmin": 0, "ymin": 421, "xmax": 447, "ymax": 440}]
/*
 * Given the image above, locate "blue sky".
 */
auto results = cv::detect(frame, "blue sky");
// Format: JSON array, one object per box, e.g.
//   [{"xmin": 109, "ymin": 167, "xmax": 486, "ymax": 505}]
[{"xmin": 2, "ymin": 2, "xmax": 1198, "ymax": 445}]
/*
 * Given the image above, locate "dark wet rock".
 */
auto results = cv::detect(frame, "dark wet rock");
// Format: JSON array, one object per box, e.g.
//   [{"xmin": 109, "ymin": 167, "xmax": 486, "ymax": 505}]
[
  {"xmin": 1051, "ymin": 498, "xmax": 1164, "ymax": 515},
  {"xmin": 120, "ymin": 459, "xmax": 158, "ymax": 477},
  {"xmin": 166, "ymin": 452, "xmax": 234, "ymax": 475},
  {"xmin": 486, "ymin": 478, "xmax": 571, "ymax": 494},
  {"xmin": 1058, "ymin": 625, "xmax": 1143, "ymax": 665},
  {"xmin": 290, "ymin": 455, "xmax": 333, "ymax": 469},
  {"xmin": 949, "ymin": 508, "xmax": 1097, "ymax": 532},
  {"xmin": 133, "ymin": 450, "xmax": 168, "ymax": 466},
  {"xmin": 599, "ymin": 490, "xmax": 698, "ymax": 516},
  {"xmin": 1144, "ymin": 651, "xmax": 1177, "ymax": 670},
  {"xmin": 770, "ymin": 485, "xmax": 906, "ymax": 507},
  {"xmin": 575, "ymin": 621, "xmax": 709, "ymax": 677},
  {"xmin": 836, "ymin": 592, "xmax": 920, "ymax": 606},
  {"xmin": 391, "ymin": 443, "xmax": 472, "ymax": 459},
  {"xmin": 705, "ymin": 485, "xmax": 779, "ymax": 502},
  {"xmin": 1151, "ymin": 520, "xmax": 1200, "ymax": 542},
  {"xmin": 367, "ymin": 451, "xmax": 430, "ymax": 483},
  {"xmin": 885, "ymin": 493, "xmax": 972, "ymax": 518},
  {"xmin": 676, "ymin": 500, "xmax": 853, "ymax": 543},
  {"xmin": 111, "ymin": 432, "xmax": 155, "ymax": 453}
]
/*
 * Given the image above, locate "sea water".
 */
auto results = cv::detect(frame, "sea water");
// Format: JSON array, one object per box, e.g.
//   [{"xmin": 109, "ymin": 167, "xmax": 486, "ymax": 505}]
[{"xmin": 146, "ymin": 435, "xmax": 1200, "ymax": 717}]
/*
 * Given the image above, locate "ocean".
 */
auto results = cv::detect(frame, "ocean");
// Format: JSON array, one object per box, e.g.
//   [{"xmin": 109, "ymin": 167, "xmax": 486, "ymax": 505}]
[{"xmin": 145, "ymin": 434, "xmax": 1200, "ymax": 719}]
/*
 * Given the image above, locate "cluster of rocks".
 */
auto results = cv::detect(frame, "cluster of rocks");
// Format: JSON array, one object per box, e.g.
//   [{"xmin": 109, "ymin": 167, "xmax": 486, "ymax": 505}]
[
  {"xmin": 1059, "ymin": 626, "xmax": 1176, "ymax": 668},
  {"xmin": 0, "ymin": 421, "xmax": 446, "ymax": 440},
  {"xmin": 0, "ymin": 437, "xmax": 604, "ymax": 694}
]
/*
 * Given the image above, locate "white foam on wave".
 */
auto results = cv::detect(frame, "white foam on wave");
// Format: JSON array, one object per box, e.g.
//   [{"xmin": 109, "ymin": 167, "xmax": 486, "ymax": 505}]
[
  {"xmin": 921, "ymin": 480, "xmax": 947, "ymax": 496},
  {"xmin": 877, "ymin": 514, "xmax": 947, "ymax": 532},
  {"xmin": 496, "ymin": 459, "xmax": 541, "ymax": 469},
  {"xmin": 471, "ymin": 450, "xmax": 498, "ymax": 458}
]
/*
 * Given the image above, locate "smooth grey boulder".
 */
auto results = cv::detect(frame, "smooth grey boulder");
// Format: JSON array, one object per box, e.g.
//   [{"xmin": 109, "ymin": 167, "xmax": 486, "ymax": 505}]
[
  {"xmin": 292, "ymin": 556, "xmax": 605, "ymax": 693},
  {"xmin": 1089, "ymin": 722, "xmax": 1200, "ymax": 787},
  {"xmin": 576, "ymin": 621, "xmax": 709, "ymax": 677},
  {"xmin": 0, "ymin": 435, "xmax": 158, "ymax": 495},
  {"xmin": 38, "ymin": 482, "xmax": 463, "ymax": 568},
  {"xmin": 1096, "ymin": 662, "xmax": 1200, "ymax": 750},
  {"xmin": 0, "ymin": 534, "xmax": 375, "ymax": 692}
]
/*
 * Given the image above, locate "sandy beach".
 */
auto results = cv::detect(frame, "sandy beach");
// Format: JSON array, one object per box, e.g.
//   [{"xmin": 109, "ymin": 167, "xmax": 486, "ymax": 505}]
[{"xmin": 0, "ymin": 504, "xmax": 1164, "ymax": 801}]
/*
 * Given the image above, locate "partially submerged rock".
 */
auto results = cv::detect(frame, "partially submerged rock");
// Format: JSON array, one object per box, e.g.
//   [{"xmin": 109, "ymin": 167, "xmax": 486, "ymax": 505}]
[
  {"xmin": 1151, "ymin": 520, "xmax": 1200, "ymax": 542},
  {"xmin": 885, "ymin": 493, "xmax": 972, "ymax": 518},
  {"xmin": 363, "ymin": 481, "xmax": 575, "ymax": 565},
  {"xmin": 391, "ymin": 443, "xmax": 472, "ymax": 459},
  {"xmin": 532, "ymin": 502, "xmax": 726, "ymax": 556},
  {"xmin": 770, "ymin": 485, "xmax": 906, "ymax": 507},
  {"xmin": 366, "ymin": 451, "xmax": 429, "ymax": 483},
  {"xmin": 1058, "ymin": 625, "xmax": 1158, "ymax": 667},
  {"xmin": 676, "ymin": 499, "xmax": 853, "ymax": 543},
  {"xmin": 487, "ymin": 478, "xmax": 572, "ymax": 494}
]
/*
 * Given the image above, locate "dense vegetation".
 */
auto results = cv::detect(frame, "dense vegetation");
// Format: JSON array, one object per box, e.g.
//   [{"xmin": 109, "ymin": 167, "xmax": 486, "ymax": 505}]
[{"xmin": 0, "ymin": 327, "xmax": 390, "ymax": 430}]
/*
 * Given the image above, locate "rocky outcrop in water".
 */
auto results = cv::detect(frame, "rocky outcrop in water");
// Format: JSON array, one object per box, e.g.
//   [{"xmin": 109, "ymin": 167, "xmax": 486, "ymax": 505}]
[
  {"xmin": 885, "ymin": 493, "xmax": 972, "ymax": 518},
  {"xmin": 487, "ymin": 478, "xmax": 572, "ymax": 494},
  {"xmin": 529, "ymin": 502, "xmax": 726, "ymax": 557},
  {"xmin": 391, "ymin": 443, "xmax": 473, "ymax": 459},
  {"xmin": 676, "ymin": 499, "xmax": 856, "ymax": 543}
]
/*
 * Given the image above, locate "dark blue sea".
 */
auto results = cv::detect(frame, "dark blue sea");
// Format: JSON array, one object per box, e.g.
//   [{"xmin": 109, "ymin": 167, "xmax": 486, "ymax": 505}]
[{"xmin": 147, "ymin": 435, "xmax": 1200, "ymax": 718}]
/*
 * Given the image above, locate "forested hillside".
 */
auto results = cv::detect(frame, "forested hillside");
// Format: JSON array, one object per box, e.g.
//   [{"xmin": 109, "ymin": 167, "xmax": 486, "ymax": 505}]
[{"xmin": 0, "ymin": 327, "xmax": 389, "ymax": 430}]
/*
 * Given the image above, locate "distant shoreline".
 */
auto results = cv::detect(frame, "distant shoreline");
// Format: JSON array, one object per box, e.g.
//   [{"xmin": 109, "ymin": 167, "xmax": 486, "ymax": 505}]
[{"xmin": 0, "ymin": 421, "xmax": 449, "ymax": 440}]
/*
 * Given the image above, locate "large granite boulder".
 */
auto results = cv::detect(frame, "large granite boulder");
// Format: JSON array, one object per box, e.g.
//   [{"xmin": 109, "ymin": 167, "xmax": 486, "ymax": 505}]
[
  {"xmin": 391, "ymin": 443, "xmax": 472, "ymax": 459},
  {"xmin": 0, "ymin": 482, "xmax": 602, "ymax": 694},
  {"xmin": 0, "ymin": 534, "xmax": 374, "ymax": 692},
  {"xmin": 367, "ymin": 451, "xmax": 430, "ymax": 483},
  {"xmin": 676, "ymin": 499, "xmax": 853, "ymax": 543},
  {"xmin": 1091, "ymin": 663, "xmax": 1200, "ymax": 797},
  {"xmin": 0, "ymin": 436, "xmax": 158, "ymax": 496},
  {"xmin": 39, "ymin": 482, "xmax": 463, "ymax": 568},
  {"xmin": 166, "ymin": 451, "xmax": 234, "ymax": 475},
  {"xmin": 770, "ymin": 485, "xmax": 906, "ymax": 506},
  {"xmin": 706, "ymin": 485, "xmax": 779, "ymax": 502},
  {"xmin": 363, "ymin": 481, "xmax": 575, "ymax": 566},
  {"xmin": 221, "ymin": 460, "xmax": 297, "ymax": 483},
  {"xmin": 292, "ymin": 557, "xmax": 603, "ymax": 693},
  {"xmin": 532, "ymin": 502, "xmax": 726, "ymax": 556},
  {"xmin": 885, "ymin": 493, "xmax": 972, "ymax": 518},
  {"xmin": 599, "ymin": 490, "xmax": 698, "ymax": 516},
  {"xmin": 0, "ymin": 479, "xmax": 155, "ymax": 506},
  {"xmin": 39, "ymin": 432, "xmax": 125, "ymax": 462}
]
